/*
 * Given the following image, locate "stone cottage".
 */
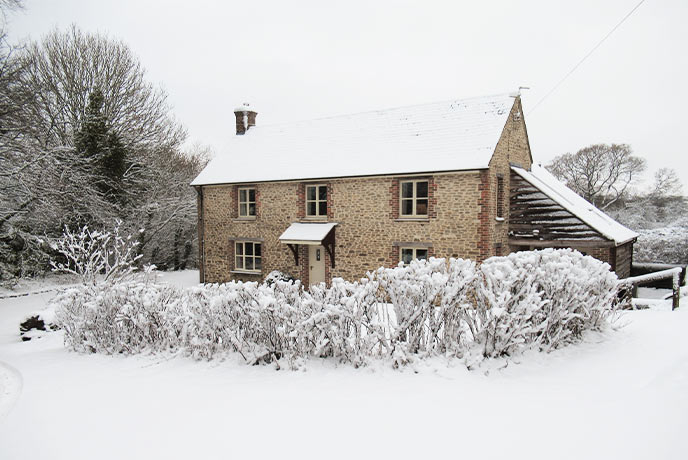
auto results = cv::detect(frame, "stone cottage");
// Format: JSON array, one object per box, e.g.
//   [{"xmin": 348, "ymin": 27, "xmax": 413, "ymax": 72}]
[{"xmin": 191, "ymin": 92, "xmax": 637, "ymax": 284}]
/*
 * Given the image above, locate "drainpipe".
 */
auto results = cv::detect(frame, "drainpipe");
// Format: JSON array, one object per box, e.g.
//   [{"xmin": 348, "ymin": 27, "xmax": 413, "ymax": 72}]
[{"xmin": 195, "ymin": 186, "xmax": 205, "ymax": 283}]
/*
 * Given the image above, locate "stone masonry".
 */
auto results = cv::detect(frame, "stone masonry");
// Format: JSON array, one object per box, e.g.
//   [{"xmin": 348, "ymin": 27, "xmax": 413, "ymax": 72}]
[{"xmin": 197, "ymin": 96, "xmax": 534, "ymax": 284}]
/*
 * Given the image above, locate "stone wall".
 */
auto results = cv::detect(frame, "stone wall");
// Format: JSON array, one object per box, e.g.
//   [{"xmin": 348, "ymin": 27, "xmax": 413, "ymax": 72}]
[
  {"xmin": 487, "ymin": 96, "xmax": 533, "ymax": 258},
  {"xmin": 199, "ymin": 171, "xmax": 488, "ymax": 283},
  {"xmin": 198, "ymin": 96, "xmax": 535, "ymax": 284}
]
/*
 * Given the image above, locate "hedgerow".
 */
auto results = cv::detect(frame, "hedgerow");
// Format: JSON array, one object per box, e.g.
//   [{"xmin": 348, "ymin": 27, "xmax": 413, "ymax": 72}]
[{"xmin": 51, "ymin": 248, "xmax": 622, "ymax": 369}]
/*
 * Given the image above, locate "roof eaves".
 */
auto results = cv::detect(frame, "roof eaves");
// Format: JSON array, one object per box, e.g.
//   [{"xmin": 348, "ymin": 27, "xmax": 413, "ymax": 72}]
[{"xmin": 191, "ymin": 166, "xmax": 490, "ymax": 187}]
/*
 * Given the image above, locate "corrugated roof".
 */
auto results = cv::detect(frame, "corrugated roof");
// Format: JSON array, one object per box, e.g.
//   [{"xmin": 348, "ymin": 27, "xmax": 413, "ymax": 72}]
[
  {"xmin": 191, "ymin": 93, "xmax": 516, "ymax": 185},
  {"xmin": 511, "ymin": 164, "xmax": 639, "ymax": 245}
]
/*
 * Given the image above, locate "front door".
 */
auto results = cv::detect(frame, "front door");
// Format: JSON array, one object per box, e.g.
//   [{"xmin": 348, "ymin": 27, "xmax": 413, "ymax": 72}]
[{"xmin": 308, "ymin": 245, "xmax": 326, "ymax": 285}]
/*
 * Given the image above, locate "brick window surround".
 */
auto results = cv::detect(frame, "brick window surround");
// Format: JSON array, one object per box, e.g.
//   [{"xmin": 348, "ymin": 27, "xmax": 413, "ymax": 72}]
[
  {"xmin": 234, "ymin": 240, "xmax": 262, "ymax": 273},
  {"xmin": 399, "ymin": 247, "xmax": 429, "ymax": 264},
  {"xmin": 238, "ymin": 187, "xmax": 257, "ymax": 218},
  {"xmin": 390, "ymin": 176, "xmax": 437, "ymax": 220},
  {"xmin": 297, "ymin": 182, "xmax": 333, "ymax": 219},
  {"xmin": 390, "ymin": 242, "xmax": 434, "ymax": 265},
  {"xmin": 228, "ymin": 237, "xmax": 264, "ymax": 276},
  {"xmin": 233, "ymin": 185, "xmax": 260, "ymax": 219}
]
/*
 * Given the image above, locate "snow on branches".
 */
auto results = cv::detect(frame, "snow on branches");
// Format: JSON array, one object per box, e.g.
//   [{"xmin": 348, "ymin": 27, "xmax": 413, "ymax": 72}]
[
  {"xmin": 475, "ymin": 250, "xmax": 619, "ymax": 358},
  {"xmin": 49, "ymin": 222, "xmax": 145, "ymax": 285},
  {"xmin": 51, "ymin": 249, "xmax": 622, "ymax": 370}
]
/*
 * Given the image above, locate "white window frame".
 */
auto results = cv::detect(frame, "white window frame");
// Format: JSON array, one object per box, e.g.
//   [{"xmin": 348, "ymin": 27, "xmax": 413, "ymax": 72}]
[
  {"xmin": 399, "ymin": 179, "xmax": 429, "ymax": 218},
  {"xmin": 399, "ymin": 247, "xmax": 429, "ymax": 265},
  {"xmin": 305, "ymin": 184, "xmax": 328, "ymax": 218},
  {"xmin": 235, "ymin": 241, "xmax": 262, "ymax": 273},
  {"xmin": 238, "ymin": 187, "xmax": 256, "ymax": 218}
]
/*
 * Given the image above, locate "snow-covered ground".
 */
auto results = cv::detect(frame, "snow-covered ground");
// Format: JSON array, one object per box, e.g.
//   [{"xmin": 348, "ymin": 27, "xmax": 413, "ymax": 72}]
[
  {"xmin": 1, "ymin": 270, "xmax": 687, "ymax": 460},
  {"xmin": 0, "ymin": 273, "xmax": 81, "ymax": 298}
]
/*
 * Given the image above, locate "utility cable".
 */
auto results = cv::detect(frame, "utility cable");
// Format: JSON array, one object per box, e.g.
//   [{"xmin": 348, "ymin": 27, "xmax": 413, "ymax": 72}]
[{"xmin": 528, "ymin": 0, "xmax": 646, "ymax": 115}]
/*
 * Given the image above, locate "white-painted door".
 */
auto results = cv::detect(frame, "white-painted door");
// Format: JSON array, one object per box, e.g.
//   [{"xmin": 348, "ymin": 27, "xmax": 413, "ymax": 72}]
[{"xmin": 309, "ymin": 245, "xmax": 326, "ymax": 285}]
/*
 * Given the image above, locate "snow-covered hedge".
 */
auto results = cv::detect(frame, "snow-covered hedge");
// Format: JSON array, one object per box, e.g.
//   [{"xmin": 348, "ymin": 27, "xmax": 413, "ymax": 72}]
[
  {"xmin": 474, "ymin": 250, "xmax": 619, "ymax": 357},
  {"xmin": 52, "ymin": 249, "xmax": 622, "ymax": 369},
  {"xmin": 634, "ymin": 226, "xmax": 688, "ymax": 265}
]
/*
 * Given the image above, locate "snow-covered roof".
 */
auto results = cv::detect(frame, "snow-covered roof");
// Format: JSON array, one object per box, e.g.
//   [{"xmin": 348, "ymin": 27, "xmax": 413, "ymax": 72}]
[
  {"xmin": 192, "ymin": 93, "xmax": 516, "ymax": 186},
  {"xmin": 279, "ymin": 222, "xmax": 338, "ymax": 245},
  {"xmin": 511, "ymin": 164, "xmax": 639, "ymax": 245}
]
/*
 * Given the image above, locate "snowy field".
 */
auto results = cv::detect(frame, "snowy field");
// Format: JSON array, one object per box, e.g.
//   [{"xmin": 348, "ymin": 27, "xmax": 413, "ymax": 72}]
[{"xmin": 1, "ymin": 271, "xmax": 687, "ymax": 460}]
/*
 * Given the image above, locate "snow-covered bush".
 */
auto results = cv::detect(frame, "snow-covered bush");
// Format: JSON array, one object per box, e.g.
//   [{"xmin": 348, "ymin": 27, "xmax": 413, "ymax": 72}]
[
  {"xmin": 263, "ymin": 270, "xmax": 295, "ymax": 286},
  {"xmin": 52, "ymin": 250, "xmax": 621, "ymax": 370},
  {"xmin": 18, "ymin": 224, "xmax": 152, "ymax": 342},
  {"xmin": 50, "ymin": 222, "xmax": 144, "ymax": 285},
  {"xmin": 472, "ymin": 257, "xmax": 547, "ymax": 358},
  {"xmin": 371, "ymin": 257, "xmax": 477, "ymax": 364},
  {"xmin": 306, "ymin": 276, "xmax": 385, "ymax": 367},
  {"xmin": 473, "ymin": 249, "xmax": 620, "ymax": 358},
  {"xmin": 55, "ymin": 280, "xmax": 168, "ymax": 354}
]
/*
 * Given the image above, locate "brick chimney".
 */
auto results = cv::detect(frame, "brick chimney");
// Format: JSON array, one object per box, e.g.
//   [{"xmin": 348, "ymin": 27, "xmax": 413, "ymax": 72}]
[{"xmin": 234, "ymin": 103, "xmax": 257, "ymax": 135}]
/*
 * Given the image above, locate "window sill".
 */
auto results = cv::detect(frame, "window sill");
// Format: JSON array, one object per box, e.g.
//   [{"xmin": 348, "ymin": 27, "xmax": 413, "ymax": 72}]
[
  {"xmin": 301, "ymin": 217, "xmax": 329, "ymax": 222},
  {"xmin": 394, "ymin": 218, "xmax": 429, "ymax": 222},
  {"xmin": 230, "ymin": 270, "xmax": 262, "ymax": 276},
  {"xmin": 495, "ymin": 217, "xmax": 505, "ymax": 223},
  {"xmin": 233, "ymin": 217, "xmax": 257, "ymax": 222}
]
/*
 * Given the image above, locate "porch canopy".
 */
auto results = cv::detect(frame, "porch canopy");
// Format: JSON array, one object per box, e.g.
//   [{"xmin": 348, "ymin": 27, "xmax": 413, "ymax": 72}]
[{"xmin": 278, "ymin": 222, "xmax": 338, "ymax": 267}]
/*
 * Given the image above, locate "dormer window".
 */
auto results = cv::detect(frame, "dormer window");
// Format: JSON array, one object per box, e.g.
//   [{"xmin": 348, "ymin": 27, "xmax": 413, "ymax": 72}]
[
  {"xmin": 306, "ymin": 184, "xmax": 327, "ymax": 218},
  {"xmin": 400, "ymin": 180, "xmax": 428, "ymax": 217}
]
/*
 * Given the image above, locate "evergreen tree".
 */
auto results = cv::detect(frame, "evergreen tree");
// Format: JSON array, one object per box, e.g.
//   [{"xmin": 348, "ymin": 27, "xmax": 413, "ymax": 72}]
[{"xmin": 74, "ymin": 89, "xmax": 128, "ymax": 207}]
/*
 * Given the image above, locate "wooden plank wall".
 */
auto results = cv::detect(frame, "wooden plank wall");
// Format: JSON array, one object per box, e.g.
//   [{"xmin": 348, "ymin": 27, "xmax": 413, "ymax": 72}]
[
  {"xmin": 614, "ymin": 241, "xmax": 633, "ymax": 279},
  {"xmin": 509, "ymin": 171, "xmax": 607, "ymax": 242}
]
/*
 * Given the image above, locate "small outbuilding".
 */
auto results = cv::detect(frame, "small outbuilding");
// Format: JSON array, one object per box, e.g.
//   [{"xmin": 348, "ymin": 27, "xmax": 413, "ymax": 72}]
[{"xmin": 509, "ymin": 164, "xmax": 637, "ymax": 278}]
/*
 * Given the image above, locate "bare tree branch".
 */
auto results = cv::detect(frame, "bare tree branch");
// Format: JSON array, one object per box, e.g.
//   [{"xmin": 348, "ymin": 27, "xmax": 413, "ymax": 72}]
[{"xmin": 546, "ymin": 143, "xmax": 646, "ymax": 209}]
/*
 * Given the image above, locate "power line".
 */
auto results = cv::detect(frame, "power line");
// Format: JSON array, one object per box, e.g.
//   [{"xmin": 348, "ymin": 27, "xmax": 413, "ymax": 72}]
[{"xmin": 528, "ymin": 0, "xmax": 646, "ymax": 115}]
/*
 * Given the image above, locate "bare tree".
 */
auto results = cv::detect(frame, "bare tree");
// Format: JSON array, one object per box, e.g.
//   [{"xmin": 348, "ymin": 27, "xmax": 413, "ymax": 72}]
[
  {"xmin": 133, "ymin": 143, "xmax": 210, "ymax": 270},
  {"xmin": 0, "ymin": 0, "xmax": 64, "ymax": 278},
  {"xmin": 18, "ymin": 25, "xmax": 186, "ymax": 151},
  {"xmin": 1, "ymin": 24, "xmax": 200, "ymax": 279},
  {"xmin": 0, "ymin": 0, "xmax": 22, "ymax": 11},
  {"xmin": 0, "ymin": 0, "xmax": 22, "ymax": 26},
  {"xmin": 546, "ymin": 143, "xmax": 646, "ymax": 209},
  {"xmin": 649, "ymin": 167, "xmax": 682, "ymax": 199}
]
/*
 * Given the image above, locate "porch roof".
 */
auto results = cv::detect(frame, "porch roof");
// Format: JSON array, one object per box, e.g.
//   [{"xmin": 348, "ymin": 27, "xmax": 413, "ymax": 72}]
[{"xmin": 278, "ymin": 222, "xmax": 338, "ymax": 245}]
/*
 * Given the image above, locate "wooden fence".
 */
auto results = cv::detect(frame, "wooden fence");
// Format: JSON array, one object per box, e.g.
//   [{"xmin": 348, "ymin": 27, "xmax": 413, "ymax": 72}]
[{"xmin": 621, "ymin": 267, "xmax": 682, "ymax": 310}]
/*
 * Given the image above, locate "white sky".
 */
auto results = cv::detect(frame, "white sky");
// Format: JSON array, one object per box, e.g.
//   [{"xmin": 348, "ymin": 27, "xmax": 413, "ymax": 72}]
[{"xmin": 6, "ymin": 0, "xmax": 688, "ymax": 191}]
